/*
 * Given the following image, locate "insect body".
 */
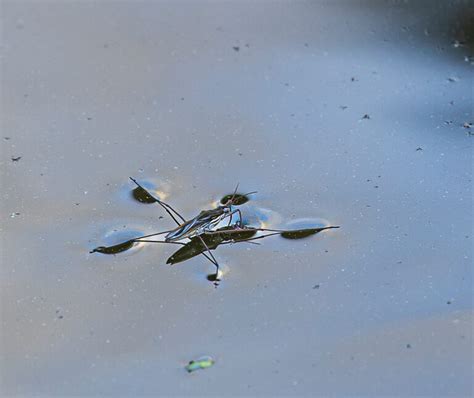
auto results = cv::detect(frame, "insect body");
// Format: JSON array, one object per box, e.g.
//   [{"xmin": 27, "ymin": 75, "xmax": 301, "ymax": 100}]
[{"xmin": 164, "ymin": 207, "xmax": 231, "ymax": 242}]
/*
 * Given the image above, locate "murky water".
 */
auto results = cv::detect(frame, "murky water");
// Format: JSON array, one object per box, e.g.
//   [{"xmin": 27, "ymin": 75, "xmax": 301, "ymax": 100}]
[{"xmin": 1, "ymin": 1, "xmax": 472, "ymax": 396}]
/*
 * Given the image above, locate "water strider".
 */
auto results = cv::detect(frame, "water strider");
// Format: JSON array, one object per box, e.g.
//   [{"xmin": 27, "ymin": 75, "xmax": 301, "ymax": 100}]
[{"xmin": 91, "ymin": 178, "xmax": 340, "ymax": 285}]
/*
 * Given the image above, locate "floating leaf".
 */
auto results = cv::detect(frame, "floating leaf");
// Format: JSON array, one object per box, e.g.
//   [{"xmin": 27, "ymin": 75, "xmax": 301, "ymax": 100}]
[
  {"xmin": 131, "ymin": 186, "xmax": 157, "ymax": 204},
  {"xmin": 220, "ymin": 193, "xmax": 250, "ymax": 206},
  {"xmin": 185, "ymin": 356, "xmax": 215, "ymax": 373},
  {"xmin": 280, "ymin": 226, "xmax": 340, "ymax": 240},
  {"xmin": 90, "ymin": 240, "xmax": 135, "ymax": 254}
]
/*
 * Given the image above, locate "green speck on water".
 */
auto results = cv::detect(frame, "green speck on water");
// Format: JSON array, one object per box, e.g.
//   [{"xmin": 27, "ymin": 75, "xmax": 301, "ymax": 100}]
[{"xmin": 185, "ymin": 356, "xmax": 215, "ymax": 373}]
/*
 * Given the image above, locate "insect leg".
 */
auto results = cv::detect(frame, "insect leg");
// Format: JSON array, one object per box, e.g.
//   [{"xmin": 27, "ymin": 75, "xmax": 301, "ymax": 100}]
[
  {"xmin": 227, "ymin": 208, "xmax": 233, "ymax": 227},
  {"xmin": 224, "ymin": 209, "xmax": 243, "ymax": 227},
  {"xmin": 197, "ymin": 235, "xmax": 221, "ymax": 285},
  {"xmin": 132, "ymin": 239, "xmax": 186, "ymax": 246},
  {"xmin": 129, "ymin": 177, "xmax": 186, "ymax": 225},
  {"xmin": 235, "ymin": 209, "xmax": 243, "ymax": 227}
]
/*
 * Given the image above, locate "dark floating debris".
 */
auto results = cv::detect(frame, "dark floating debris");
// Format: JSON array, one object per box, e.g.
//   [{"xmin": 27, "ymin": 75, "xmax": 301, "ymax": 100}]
[
  {"xmin": 132, "ymin": 185, "xmax": 157, "ymax": 204},
  {"xmin": 280, "ymin": 226, "xmax": 340, "ymax": 240},
  {"xmin": 90, "ymin": 240, "xmax": 135, "ymax": 254},
  {"xmin": 361, "ymin": 114, "xmax": 370, "ymax": 120},
  {"xmin": 232, "ymin": 46, "xmax": 240, "ymax": 52},
  {"xmin": 11, "ymin": 156, "xmax": 22, "ymax": 162},
  {"xmin": 185, "ymin": 356, "xmax": 215, "ymax": 373}
]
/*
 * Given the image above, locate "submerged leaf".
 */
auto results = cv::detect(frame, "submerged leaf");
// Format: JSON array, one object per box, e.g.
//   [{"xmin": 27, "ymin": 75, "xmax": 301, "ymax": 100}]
[
  {"xmin": 90, "ymin": 240, "xmax": 135, "ymax": 254},
  {"xmin": 131, "ymin": 186, "xmax": 157, "ymax": 204},
  {"xmin": 220, "ymin": 193, "xmax": 250, "ymax": 206},
  {"xmin": 185, "ymin": 356, "xmax": 214, "ymax": 373},
  {"xmin": 280, "ymin": 226, "xmax": 340, "ymax": 240}
]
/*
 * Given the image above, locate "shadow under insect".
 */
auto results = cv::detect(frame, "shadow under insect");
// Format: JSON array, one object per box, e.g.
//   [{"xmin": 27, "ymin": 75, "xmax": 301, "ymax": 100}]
[{"xmin": 90, "ymin": 178, "xmax": 340, "ymax": 285}]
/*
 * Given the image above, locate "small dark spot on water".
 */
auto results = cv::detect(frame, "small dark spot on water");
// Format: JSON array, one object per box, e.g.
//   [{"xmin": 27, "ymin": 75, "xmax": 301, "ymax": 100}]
[
  {"xmin": 447, "ymin": 300, "xmax": 452, "ymax": 305},
  {"xmin": 463, "ymin": 122, "xmax": 472, "ymax": 129},
  {"xmin": 312, "ymin": 284, "xmax": 320, "ymax": 289},
  {"xmin": 339, "ymin": 105, "xmax": 348, "ymax": 110},
  {"xmin": 406, "ymin": 344, "xmax": 411, "ymax": 349},
  {"xmin": 11, "ymin": 156, "xmax": 22, "ymax": 162},
  {"xmin": 158, "ymin": 216, "xmax": 164, "ymax": 219},
  {"xmin": 362, "ymin": 114, "xmax": 370, "ymax": 120},
  {"xmin": 416, "ymin": 147, "xmax": 423, "ymax": 151},
  {"xmin": 4, "ymin": 137, "xmax": 10, "ymax": 140},
  {"xmin": 232, "ymin": 46, "xmax": 240, "ymax": 52},
  {"xmin": 351, "ymin": 77, "xmax": 358, "ymax": 82},
  {"xmin": 374, "ymin": 185, "xmax": 379, "ymax": 188},
  {"xmin": 58, "ymin": 315, "xmax": 64, "ymax": 319},
  {"xmin": 87, "ymin": 117, "xmax": 92, "ymax": 121},
  {"xmin": 181, "ymin": 97, "xmax": 185, "ymax": 101}
]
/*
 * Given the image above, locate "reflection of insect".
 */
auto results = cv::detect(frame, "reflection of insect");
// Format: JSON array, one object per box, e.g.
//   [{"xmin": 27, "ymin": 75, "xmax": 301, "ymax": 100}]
[{"xmin": 91, "ymin": 178, "xmax": 339, "ymax": 285}]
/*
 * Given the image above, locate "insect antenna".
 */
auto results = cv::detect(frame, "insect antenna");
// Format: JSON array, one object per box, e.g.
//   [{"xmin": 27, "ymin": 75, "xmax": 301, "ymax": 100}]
[{"xmin": 228, "ymin": 183, "xmax": 239, "ymax": 205}]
